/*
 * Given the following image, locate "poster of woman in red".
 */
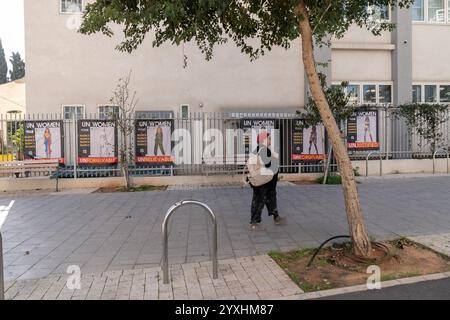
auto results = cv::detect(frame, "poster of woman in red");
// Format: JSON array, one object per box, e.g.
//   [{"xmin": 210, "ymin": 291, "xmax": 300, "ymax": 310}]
[{"xmin": 24, "ymin": 121, "xmax": 64, "ymax": 163}]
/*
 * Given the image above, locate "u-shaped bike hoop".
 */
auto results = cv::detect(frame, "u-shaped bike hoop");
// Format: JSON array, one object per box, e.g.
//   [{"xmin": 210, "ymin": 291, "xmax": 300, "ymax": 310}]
[
  {"xmin": 162, "ymin": 200, "xmax": 218, "ymax": 284},
  {"xmin": 366, "ymin": 151, "xmax": 383, "ymax": 177},
  {"xmin": 433, "ymin": 148, "xmax": 450, "ymax": 174}
]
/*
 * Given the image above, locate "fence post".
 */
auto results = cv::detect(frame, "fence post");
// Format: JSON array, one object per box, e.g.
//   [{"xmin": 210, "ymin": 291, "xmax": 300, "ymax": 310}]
[
  {"xmin": 0, "ymin": 231, "xmax": 4, "ymax": 300},
  {"xmin": 322, "ymin": 143, "xmax": 333, "ymax": 184},
  {"xmin": 385, "ymin": 106, "xmax": 390, "ymax": 160},
  {"xmin": 73, "ymin": 114, "xmax": 77, "ymax": 179}
]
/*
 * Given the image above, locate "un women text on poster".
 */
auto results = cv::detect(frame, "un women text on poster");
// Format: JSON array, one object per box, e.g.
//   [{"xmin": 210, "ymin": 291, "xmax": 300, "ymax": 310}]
[
  {"xmin": 135, "ymin": 119, "xmax": 174, "ymax": 163},
  {"xmin": 240, "ymin": 119, "xmax": 276, "ymax": 154},
  {"xmin": 347, "ymin": 110, "xmax": 380, "ymax": 150},
  {"xmin": 77, "ymin": 120, "xmax": 118, "ymax": 164},
  {"xmin": 291, "ymin": 119, "xmax": 326, "ymax": 161},
  {"xmin": 24, "ymin": 121, "xmax": 64, "ymax": 163}
]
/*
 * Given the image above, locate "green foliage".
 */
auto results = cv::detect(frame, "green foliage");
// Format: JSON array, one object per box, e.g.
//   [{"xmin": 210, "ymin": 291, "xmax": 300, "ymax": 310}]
[
  {"xmin": 269, "ymin": 248, "xmax": 312, "ymax": 263},
  {"xmin": 391, "ymin": 237, "xmax": 413, "ymax": 249},
  {"xmin": 8, "ymin": 124, "xmax": 24, "ymax": 159},
  {"xmin": 122, "ymin": 185, "xmax": 167, "ymax": 192},
  {"xmin": 9, "ymin": 52, "xmax": 25, "ymax": 81},
  {"xmin": 80, "ymin": 1, "xmax": 414, "ymax": 61},
  {"xmin": 396, "ymin": 103, "xmax": 449, "ymax": 153},
  {"xmin": 300, "ymin": 73, "xmax": 356, "ymax": 129},
  {"xmin": 0, "ymin": 39, "xmax": 8, "ymax": 84},
  {"xmin": 287, "ymin": 271, "xmax": 334, "ymax": 292},
  {"xmin": 316, "ymin": 173, "xmax": 342, "ymax": 184}
]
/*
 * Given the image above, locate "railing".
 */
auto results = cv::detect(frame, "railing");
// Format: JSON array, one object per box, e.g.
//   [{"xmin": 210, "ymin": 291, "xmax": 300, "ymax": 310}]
[
  {"xmin": 433, "ymin": 148, "xmax": 450, "ymax": 174},
  {"xmin": 0, "ymin": 231, "xmax": 4, "ymax": 300},
  {"xmin": 0, "ymin": 108, "xmax": 449, "ymax": 178},
  {"xmin": 366, "ymin": 151, "xmax": 383, "ymax": 177},
  {"xmin": 162, "ymin": 200, "xmax": 218, "ymax": 284}
]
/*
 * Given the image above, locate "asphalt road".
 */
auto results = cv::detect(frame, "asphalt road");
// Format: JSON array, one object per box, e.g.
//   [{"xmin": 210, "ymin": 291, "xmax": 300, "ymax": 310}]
[{"xmin": 319, "ymin": 278, "xmax": 450, "ymax": 300}]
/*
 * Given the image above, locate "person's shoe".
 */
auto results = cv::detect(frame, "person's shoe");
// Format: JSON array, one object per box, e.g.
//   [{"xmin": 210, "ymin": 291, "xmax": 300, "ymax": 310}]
[
  {"xmin": 249, "ymin": 223, "xmax": 266, "ymax": 231},
  {"xmin": 273, "ymin": 216, "xmax": 286, "ymax": 225}
]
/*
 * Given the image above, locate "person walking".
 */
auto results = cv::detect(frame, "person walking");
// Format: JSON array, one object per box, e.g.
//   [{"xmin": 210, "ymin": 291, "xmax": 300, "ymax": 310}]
[{"xmin": 244, "ymin": 131, "xmax": 285, "ymax": 231}]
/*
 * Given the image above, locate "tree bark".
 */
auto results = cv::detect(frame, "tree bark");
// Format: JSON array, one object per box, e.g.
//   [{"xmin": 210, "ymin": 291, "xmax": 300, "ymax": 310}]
[
  {"xmin": 121, "ymin": 125, "xmax": 131, "ymax": 190},
  {"xmin": 297, "ymin": 1, "xmax": 372, "ymax": 257}
]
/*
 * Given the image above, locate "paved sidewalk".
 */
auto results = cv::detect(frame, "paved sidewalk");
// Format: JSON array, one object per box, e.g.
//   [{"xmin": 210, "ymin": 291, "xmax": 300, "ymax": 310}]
[
  {"xmin": 3, "ymin": 255, "xmax": 303, "ymax": 300},
  {"xmin": 2, "ymin": 176, "xmax": 450, "ymax": 283},
  {"xmin": 409, "ymin": 233, "xmax": 450, "ymax": 256}
]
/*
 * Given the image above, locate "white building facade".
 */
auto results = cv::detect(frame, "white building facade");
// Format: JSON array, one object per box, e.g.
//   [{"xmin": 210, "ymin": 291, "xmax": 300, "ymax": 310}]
[{"xmin": 23, "ymin": 0, "xmax": 450, "ymax": 118}]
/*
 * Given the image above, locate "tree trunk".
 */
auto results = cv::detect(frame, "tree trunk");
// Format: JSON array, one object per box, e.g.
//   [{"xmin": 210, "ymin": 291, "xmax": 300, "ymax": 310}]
[
  {"xmin": 122, "ymin": 163, "xmax": 131, "ymax": 190},
  {"xmin": 121, "ymin": 129, "xmax": 131, "ymax": 190},
  {"xmin": 297, "ymin": 1, "xmax": 372, "ymax": 258}
]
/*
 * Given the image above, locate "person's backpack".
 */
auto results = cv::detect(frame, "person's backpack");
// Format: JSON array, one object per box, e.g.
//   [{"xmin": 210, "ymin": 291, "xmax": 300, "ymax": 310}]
[{"xmin": 242, "ymin": 149, "xmax": 278, "ymax": 187}]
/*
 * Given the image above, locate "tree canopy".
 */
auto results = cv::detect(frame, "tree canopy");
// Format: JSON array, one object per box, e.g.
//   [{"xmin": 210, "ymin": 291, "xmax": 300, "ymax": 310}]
[
  {"xmin": 0, "ymin": 39, "xmax": 8, "ymax": 84},
  {"xmin": 301, "ymin": 74, "xmax": 355, "ymax": 129},
  {"xmin": 80, "ymin": 0, "xmax": 413, "ymax": 60},
  {"xmin": 9, "ymin": 52, "xmax": 25, "ymax": 81}
]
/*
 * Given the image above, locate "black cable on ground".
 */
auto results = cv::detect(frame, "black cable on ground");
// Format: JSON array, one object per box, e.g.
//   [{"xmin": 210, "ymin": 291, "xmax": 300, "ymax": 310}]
[{"xmin": 307, "ymin": 235, "xmax": 351, "ymax": 267}]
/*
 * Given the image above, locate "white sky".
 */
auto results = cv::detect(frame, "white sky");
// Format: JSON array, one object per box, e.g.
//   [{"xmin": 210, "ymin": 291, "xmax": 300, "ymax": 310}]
[{"xmin": 0, "ymin": 0, "xmax": 25, "ymax": 69}]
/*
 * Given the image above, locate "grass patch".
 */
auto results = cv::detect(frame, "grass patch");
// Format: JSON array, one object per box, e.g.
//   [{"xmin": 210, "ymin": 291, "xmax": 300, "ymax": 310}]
[
  {"xmin": 96, "ymin": 185, "xmax": 168, "ymax": 193},
  {"xmin": 315, "ymin": 174, "xmax": 342, "ymax": 185}
]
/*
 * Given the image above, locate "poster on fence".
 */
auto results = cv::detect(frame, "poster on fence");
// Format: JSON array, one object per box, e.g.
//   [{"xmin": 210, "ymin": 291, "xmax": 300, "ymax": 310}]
[
  {"xmin": 78, "ymin": 120, "xmax": 118, "ymax": 164},
  {"xmin": 135, "ymin": 119, "xmax": 174, "ymax": 163},
  {"xmin": 24, "ymin": 121, "xmax": 64, "ymax": 163},
  {"xmin": 291, "ymin": 120, "xmax": 326, "ymax": 162},
  {"xmin": 240, "ymin": 119, "xmax": 276, "ymax": 154},
  {"xmin": 347, "ymin": 110, "xmax": 380, "ymax": 150}
]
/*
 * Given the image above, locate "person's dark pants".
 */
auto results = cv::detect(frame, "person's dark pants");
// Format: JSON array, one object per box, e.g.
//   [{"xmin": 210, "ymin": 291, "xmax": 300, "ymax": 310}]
[{"xmin": 250, "ymin": 174, "xmax": 279, "ymax": 224}]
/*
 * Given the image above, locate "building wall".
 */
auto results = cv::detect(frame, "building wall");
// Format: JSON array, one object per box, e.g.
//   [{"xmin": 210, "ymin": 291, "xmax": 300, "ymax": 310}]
[
  {"xmin": 332, "ymin": 49, "xmax": 392, "ymax": 82},
  {"xmin": 25, "ymin": 0, "xmax": 304, "ymax": 115},
  {"xmin": 412, "ymin": 24, "xmax": 450, "ymax": 82},
  {"xmin": 25, "ymin": 1, "xmax": 450, "ymax": 116},
  {"xmin": 331, "ymin": 26, "xmax": 393, "ymax": 82}
]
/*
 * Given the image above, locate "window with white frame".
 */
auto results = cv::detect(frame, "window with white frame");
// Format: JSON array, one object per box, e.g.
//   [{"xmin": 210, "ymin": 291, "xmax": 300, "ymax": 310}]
[
  {"xmin": 379, "ymin": 85, "xmax": 392, "ymax": 104},
  {"xmin": 63, "ymin": 105, "xmax": 84, "ymax": 119},
  {"xmin": 347, "ymin": 85, "xmax": 360, "ymax": 104},
  {"xmin": 135, "ymin": 111, "xmax": 174, "ymax": 119},
  {"xmin": 413, "ymin": 84, "xmax": 450, "ymax": 103},
  {"xmin": 98, "ymin": 105, "xmax": 119, "ymax": 119},
  {"xmin": 61, "ymin": 0, "xmax": 83, "ymax": 13},
  {"xmin": 363, "ymin": 85, "xmax": 377, "ymax": 104},
  {"xmin": 368, "ymin": 5, "xmax": 390, "ymax": 22},
  {"xmin": 412, "ymin": 0, "xmax": 425, "ymax": 21},
  {"xmin": 440, "ymin": 85, "xmax": 450, "ymax": 102},
  {"xmin": 333, "ymin": 83, "xmax": 393, "ymax": 105},
  {"xmin": 448, "ymin": 0, "xmax": 450, "ymax": 22},
  {"xmin": 413, "ymin": 0, "xmax": 450, "ymax": 22},
  {"xmin": 412, "ymin": 85, "xmax": 422, "ymax": 102},
  {"xmin": 425, "ymin": 85, "xmax": 438, "ymax": 102},
  {"xmin": 378, "ymin": 5, "xmax": 390, "ymax": 21},
  {"xmin": 428, "ymin": 0, "xmax": 445, "ymax": 22},
  {"xmin": 180, "ymin": 105, "xmax": 190, "ymax": 119}
]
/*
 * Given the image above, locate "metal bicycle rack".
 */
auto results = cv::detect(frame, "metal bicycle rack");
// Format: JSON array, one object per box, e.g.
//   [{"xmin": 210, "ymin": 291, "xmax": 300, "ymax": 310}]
[
  {"xmin": 433, "ymin": 148, "xmax": 450, "ymax": 174},
  {"xmin": 366, "ymin": 151, "xmax": 383, "ymax": 177},
  {"xmin": 162, "ymin": 200, "xmax": 218, "ymax": 284},
  {"xmin": 0, "ymin": 231, "xmax": 4, "ymax": 300}
]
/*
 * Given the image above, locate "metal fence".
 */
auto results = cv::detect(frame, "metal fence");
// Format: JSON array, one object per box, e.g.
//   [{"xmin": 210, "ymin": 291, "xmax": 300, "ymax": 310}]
[{"xmin": 0, "ymin": 106, "xmax": 449, "ymax": 179}]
